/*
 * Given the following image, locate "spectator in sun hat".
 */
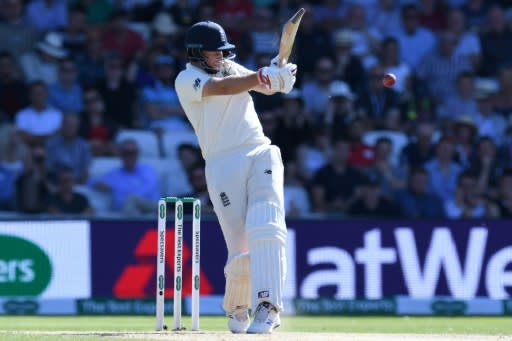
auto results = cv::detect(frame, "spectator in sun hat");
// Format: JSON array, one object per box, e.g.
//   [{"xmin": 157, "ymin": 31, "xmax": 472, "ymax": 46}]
[
  {"xmin": 325, "ymin": 80, "xmax": 357, "ymax": 139},
  {"xmin": 152, "ymin": 11, "xmax": 179, "ymax": 37},
  {"xmin": 332, "ymin": 29, "xmax": 366, "ymax": 94},
  {"xmin": 472, "ymin": 79, "xmax": 506, "ymax": 145},
  {"xmin": 19, "ymin": 31, "xmax": 68, "ymax": 85},
  {"xmin": 150, "ymin": 11, "xmax": 181, "ymax": 56}
]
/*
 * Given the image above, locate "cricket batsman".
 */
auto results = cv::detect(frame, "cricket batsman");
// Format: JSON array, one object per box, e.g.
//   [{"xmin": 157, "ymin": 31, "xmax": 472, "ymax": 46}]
[{"xmin": 174, "ymin": 21, "xmax": 296, "ymax": 334}]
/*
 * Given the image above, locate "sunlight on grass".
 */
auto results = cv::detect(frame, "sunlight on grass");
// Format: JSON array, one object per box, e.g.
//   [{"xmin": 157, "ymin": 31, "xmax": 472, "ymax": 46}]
[{"xmin": 1, "ymin": 316, "xmax": 511, "ymax": 335}]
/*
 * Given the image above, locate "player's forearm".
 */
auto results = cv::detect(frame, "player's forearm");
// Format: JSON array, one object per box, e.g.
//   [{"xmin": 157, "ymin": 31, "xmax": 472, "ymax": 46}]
[
  {"xmin": 204, "ymin": 73, "xmax": 260, "ymax": 96},
  {"xmin": 252, "ymin": 83, "xmax": 277, "ymax": 95}
]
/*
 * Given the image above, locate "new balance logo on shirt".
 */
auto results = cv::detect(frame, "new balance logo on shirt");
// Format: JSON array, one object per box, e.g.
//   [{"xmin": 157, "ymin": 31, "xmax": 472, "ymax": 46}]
[
  {"xmin": 258, "ymin": 290, "xmax": 270, "ymax": 299},
  {"xmin": 220, "ymin": 192, "xmax": 231, "ymax": 207},
  {"xmin": 193, "ymin": 78, "xmax": 201, "ymax": 91}
]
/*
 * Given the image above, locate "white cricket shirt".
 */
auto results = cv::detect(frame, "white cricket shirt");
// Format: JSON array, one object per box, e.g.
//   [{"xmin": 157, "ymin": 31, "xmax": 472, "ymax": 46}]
[
  {"xmin": 175, "ymin": 61, "xmax": 270, "ymax": 161},
  {"xmin": 15, "ymin": 106, "xmax": 63, "ymax": 136}
]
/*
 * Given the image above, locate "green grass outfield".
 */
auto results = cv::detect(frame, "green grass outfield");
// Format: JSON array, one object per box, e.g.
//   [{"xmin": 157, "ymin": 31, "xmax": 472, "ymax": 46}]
[{"xmin": 0, "ymin": 316, "xmax": 511, "ymax": 341}]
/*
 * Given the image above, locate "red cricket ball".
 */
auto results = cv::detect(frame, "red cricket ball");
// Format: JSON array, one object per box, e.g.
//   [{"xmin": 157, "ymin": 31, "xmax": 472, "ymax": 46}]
[{"xmin": 382, "ymin": 73, "xmax": 396, "ymax": 88}]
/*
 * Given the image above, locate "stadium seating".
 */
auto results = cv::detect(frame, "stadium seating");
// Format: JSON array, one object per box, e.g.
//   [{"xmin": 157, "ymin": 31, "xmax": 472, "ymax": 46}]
[
  {"xmin": 75, "ymin": 184, "xmax": 113, "ymax": 215},
  {"xmin": 162, "ymin": 131, "xmax": 199, "ymax": 160},
  {"xmin": 83, "ymin": 156, "xmax": 193, "ymax": 216},
  {"xmin": 143, "ymin": 157, "xmax": 193, "ymax": 198},
  {"xmin": 115, "ymin": 129, "xmax": 162, "ymax": 158},
  {"xmin": 82, "ymin": 157, "xmax": 121, "ymax": 214}
]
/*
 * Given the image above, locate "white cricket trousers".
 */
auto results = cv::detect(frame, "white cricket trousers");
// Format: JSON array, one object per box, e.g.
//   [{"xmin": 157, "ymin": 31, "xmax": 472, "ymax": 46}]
[{"xmin": 204, "ymin": 144, "xmax": 286, "ymax": 260}]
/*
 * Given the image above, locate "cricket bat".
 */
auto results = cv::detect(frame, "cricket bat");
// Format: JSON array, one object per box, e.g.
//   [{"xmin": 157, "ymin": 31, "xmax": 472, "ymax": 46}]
[{"xmin": 277, "ymin": 8, "xmax": 306, "ymax": 67}]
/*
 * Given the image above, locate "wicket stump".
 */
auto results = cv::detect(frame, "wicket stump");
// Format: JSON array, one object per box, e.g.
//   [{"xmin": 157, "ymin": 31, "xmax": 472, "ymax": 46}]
[{"xmin": 156, "ymin": 196, "xmax": 201, "ymax": 331}]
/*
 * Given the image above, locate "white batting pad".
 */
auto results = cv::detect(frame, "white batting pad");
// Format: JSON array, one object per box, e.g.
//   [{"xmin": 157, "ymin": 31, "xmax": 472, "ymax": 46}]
[
  {"xmin": 246, "ymin": 201, "xmax": 287, "ymax": 312},
  {"xmin": 223, "ymin": 253, "xmax": 251, "ymax": 313}
]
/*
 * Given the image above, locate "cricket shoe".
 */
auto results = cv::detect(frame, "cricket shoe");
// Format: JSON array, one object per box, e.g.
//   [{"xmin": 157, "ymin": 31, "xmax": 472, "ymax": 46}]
[
  {"xmin": 227, "ymin": 306, "xmax": 250, "ymax": 333},
  {"xmin": 246, "ymin": 301, "xmax": 281, "ymax": 334}
]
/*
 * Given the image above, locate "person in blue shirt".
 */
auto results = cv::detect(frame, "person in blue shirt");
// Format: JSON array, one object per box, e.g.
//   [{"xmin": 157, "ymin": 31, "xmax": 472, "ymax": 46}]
[
  {"xmin": 397, "ymin": 166, "xmax": 445, "ymax": 219},
  {"xmin": 91, "ymin": 138, "xmax": 160, "ymax": 215},
  {"xmin": 424, "ymin": 136, "xmax": 463, "ymax": 202},
  {"xmin": 48, "ymin": 58, "xmax": 84, "ymax": 113}
]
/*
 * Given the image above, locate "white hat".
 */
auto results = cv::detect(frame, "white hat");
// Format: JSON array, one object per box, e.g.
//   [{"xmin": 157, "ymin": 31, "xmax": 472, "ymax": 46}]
[
  {"xmin": 334, "ymin": 29, "xmax": 354, "ymax": 46},
  {"xmin": 329, "ymin": 80, "xmax": 355, "ymax": 99},
  {"xmin": 152, "ymin": 12, "xmax": 178, "ymax": 35},
  {"xmin": 36, "ymin": 32, "xmax": 67, "ymax": 58},
  {"xmin": 474, "ymin": 77, "xmax": 498, "ymax": 100}
]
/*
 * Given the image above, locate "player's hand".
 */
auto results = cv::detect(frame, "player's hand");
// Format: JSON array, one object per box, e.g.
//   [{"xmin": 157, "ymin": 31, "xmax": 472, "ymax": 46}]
[{"xmin": 257, "ymin": 63, "xmax": 297, "ymax": 94}]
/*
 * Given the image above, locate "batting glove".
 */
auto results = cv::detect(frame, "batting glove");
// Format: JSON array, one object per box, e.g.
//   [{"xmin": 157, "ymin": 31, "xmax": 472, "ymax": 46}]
[
  {"xmin": 257, "ymin": 63, "xmax": 297, "ymax": 94},
  {"xmin": 270, "ymin": 55, "xmax": 280, "ymax": 67}
]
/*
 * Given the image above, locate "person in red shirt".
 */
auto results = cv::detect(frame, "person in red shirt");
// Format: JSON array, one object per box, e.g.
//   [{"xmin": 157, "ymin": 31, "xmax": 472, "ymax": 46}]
[
  {"xmin": 214, "ymin": 0, "xmax": 253, "ymax": 42},
  {"xmin": 79, "ymin": 86, "xmax": 117, "ymax": 156},
  {"xmin": 101, "ymin": 9, "xmax": 145, "ymax": 66},
  {"xmin": 347, "ymin": 118, "xmax": 375, "ymax": 168}
]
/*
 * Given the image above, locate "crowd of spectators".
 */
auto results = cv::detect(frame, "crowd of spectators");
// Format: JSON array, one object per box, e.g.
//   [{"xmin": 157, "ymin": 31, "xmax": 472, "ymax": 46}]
[{"xmin": 2, "ymin": 0, "xmax": 512, "ymax": 220}]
